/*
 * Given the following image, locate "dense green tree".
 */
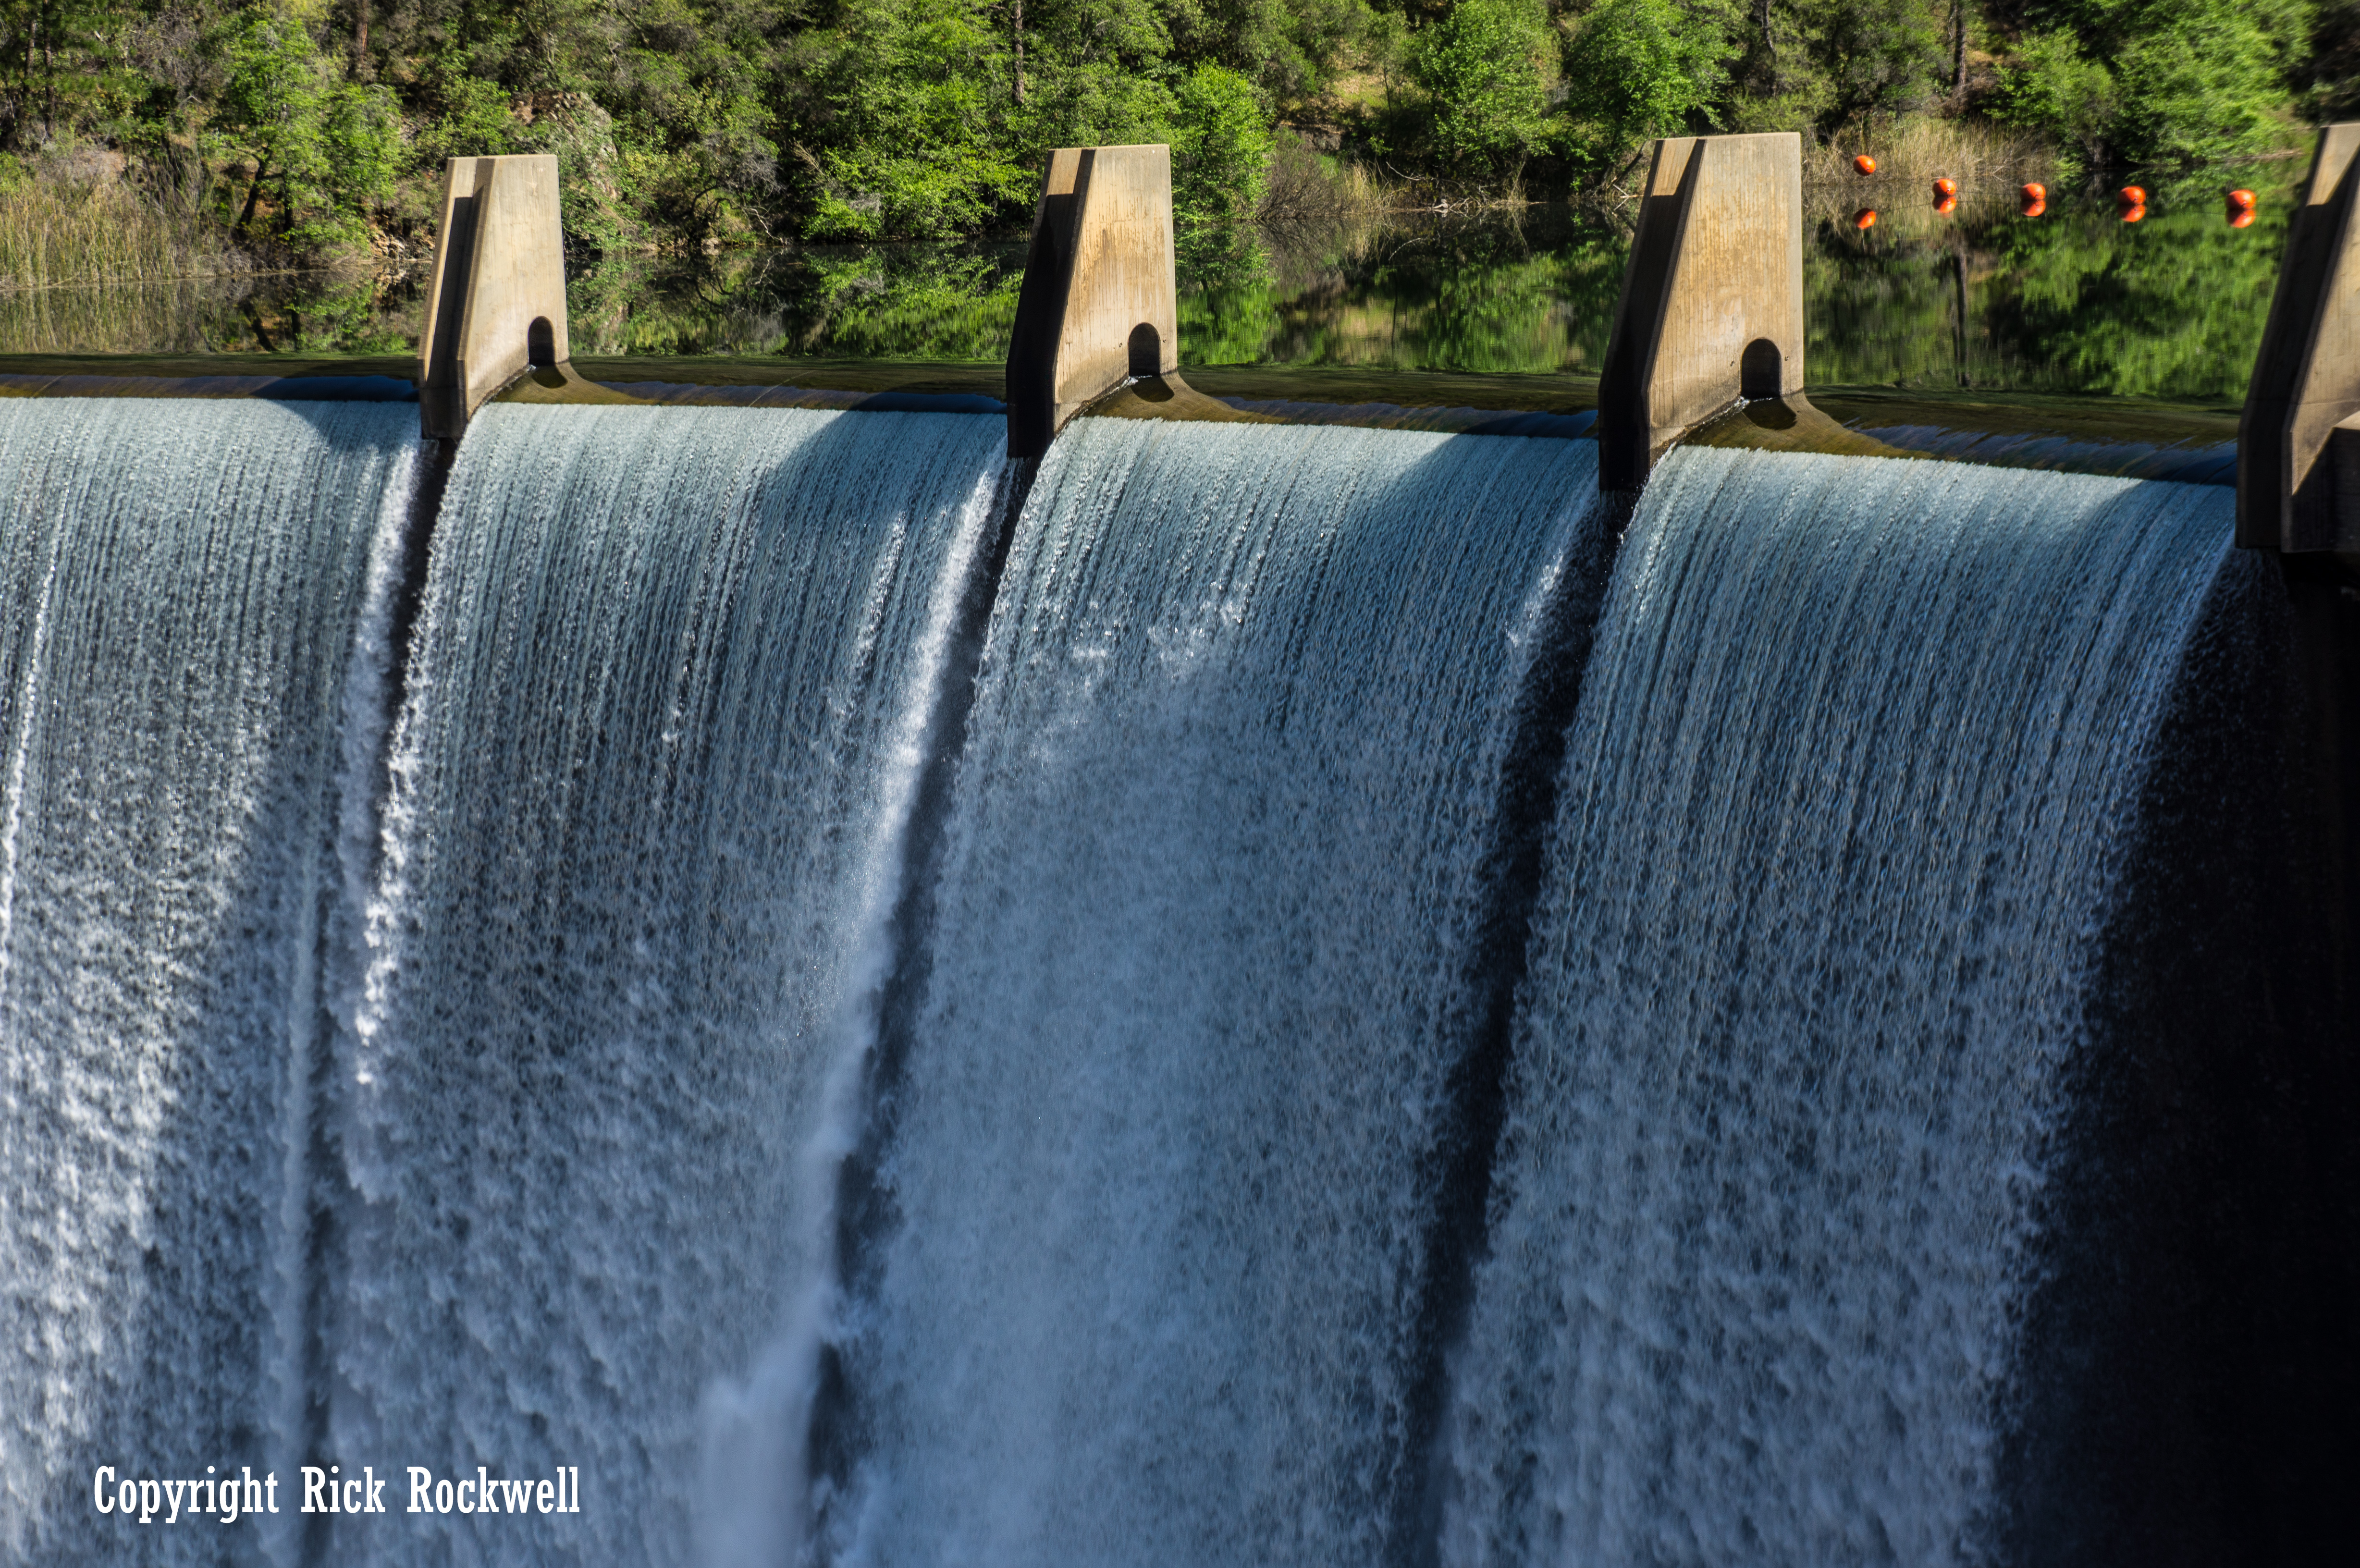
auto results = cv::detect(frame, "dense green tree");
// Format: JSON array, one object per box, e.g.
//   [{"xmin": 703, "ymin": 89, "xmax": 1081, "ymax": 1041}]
[
  {"xmin": 207, "ymin": 5, "xmax": 399, "ymax": 247},
  {"xmin": 1558, "ymin": 0, "xmax": 1742, "ymax": 170},
  {"xmin": 1408, "ymin": 0, "xmax": 1550, "ymax": 175},
  {"xmin": 2000, "ymin": 0, "xmax": 2316, "ymax": 166},
  {"xmin": 1170, "ymin": 0, "xmax": 1375, "ymax": 104},
  {"xmin": 785, "ymin": 0, "xmax": 1028, "ymax": 240},
  {"xmin": 0, "ymin": 0, "xmax": 2337, "ymax": 259},
  {"xmin": 1800, "ymin": 0, "xmax": 1945, "ymax": 126},
  {"xmin": 2305, "ymin": 0, "xmax": 2360, "ymax": 116},
  {"xmin": 1991, "ymin": 28, "xmax": 2115, "ymax": 165},
  {"xmin": 0, "ymin": 0, "xmax": 135, "ymax": 150},
  {"xmin": 1171, "ymin": 61, "xmax": 1274, "ymax": 222}
]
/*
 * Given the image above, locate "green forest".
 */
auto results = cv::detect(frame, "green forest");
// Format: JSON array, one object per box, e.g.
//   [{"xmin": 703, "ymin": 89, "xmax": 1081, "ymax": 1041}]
[{"xmin": 0, "ymin": 0, "xmax": 2350, "ymax": 259}]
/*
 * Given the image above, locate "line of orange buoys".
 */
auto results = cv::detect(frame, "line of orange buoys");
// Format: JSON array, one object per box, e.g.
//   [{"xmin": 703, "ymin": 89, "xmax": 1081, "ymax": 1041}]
[{"xmin": 1860, "ymin": 159, "xmax": 2264, "ymax": 228}]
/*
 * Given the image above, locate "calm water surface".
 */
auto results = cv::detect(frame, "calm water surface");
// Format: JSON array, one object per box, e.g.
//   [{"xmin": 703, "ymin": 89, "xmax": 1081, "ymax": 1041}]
[{"xmin": 0, "ymin": 175, "xmax": 2292, "ymax": 404}]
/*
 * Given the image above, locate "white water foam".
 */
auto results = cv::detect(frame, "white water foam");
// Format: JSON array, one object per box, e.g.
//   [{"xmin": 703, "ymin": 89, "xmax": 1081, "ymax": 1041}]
[
  {"xmin": 332, "ymin": 405, "xmax": 1004, "ymax": 1567},
  {"xmin": 0, "ymin": 398, "xmax": 421, "ymax": 1563},
  {"xmin": 1442, "ymin": 449, "xmax": 2236, "ymax": 1568},
  {"xmin": 818, "ymin": 419, "xmax": 1605, "ymax": 1568}
]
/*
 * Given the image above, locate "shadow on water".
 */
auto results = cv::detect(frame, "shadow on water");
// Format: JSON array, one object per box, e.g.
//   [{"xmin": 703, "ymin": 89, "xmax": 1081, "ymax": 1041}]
[
  {"xmin": 1385, "ymin": 471, "xmax": 1623, "ymax": 1568},
  {"xmin": 804, "ymin": 450, "xmax": 1036, "ymax": 1531},
  {"xmin": 2002, "ymin": 552, "xmax": 2358, "ymax": 1565},
  {"xmin": 803, "ymin": 421, "xmax": 1622, "ymax": 1563}
]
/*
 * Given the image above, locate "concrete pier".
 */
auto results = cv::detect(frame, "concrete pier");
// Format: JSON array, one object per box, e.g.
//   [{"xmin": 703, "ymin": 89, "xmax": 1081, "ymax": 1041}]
[
  {"xmin": 1006, "ymin": 145, "xmax": 1180, "ymax": 458},
  {"xmin": 418, "ymin": 154, "xmax": 570, "ymax": 439},
  {"xmin": 1597, "ymin": 132, "xmax": 1804, "ymax": 493},
  {"xmin": 2239, "ymin": 123, "xmax": 2360, "ymax": 553}
]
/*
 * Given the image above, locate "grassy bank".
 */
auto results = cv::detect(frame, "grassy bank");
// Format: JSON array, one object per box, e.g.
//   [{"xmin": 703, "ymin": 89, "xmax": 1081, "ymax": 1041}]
[
  {"xmin": 1803, "ymin": 118, "xmax": 2060, "ymax": 190},
  {"xmin": 0, "ymin": 177, "xmax": 234, "ymax": 294}
]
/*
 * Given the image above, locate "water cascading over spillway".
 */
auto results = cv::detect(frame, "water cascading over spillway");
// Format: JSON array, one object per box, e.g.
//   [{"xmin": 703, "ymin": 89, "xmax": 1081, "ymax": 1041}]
[
  {"xmin": 331, "ymin": 404, "xmax": 1007, "ymax": 1567},
  {"xmin": 0, "ymin": 383, "xmax": 2327, "ymax": 1568},
  {"xmin": 1440, "ymin": 448, "xmax": 2252, "ymax": 1566},
  {"xmin": 812, "ymin": 419, "xmax": 1610, "ymax": 1568},
  {"xmin": 0, "ymin": 399, "xmax": 420, "ymax": 1562}
]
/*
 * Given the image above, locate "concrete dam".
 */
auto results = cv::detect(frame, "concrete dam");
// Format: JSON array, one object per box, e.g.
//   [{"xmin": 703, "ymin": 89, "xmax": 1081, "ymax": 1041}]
[{"xmin": 0, "ymin": 138, "xmax": 2353, "ymax": 1567}]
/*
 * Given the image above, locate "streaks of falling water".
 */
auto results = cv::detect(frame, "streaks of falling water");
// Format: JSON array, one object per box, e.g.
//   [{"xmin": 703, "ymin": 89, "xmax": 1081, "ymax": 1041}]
[
  {"xmin": 1442, "ymin": 450, "xmax": 2236, "ymax": 1568},
  {"xmin": 333, "ymin": 405, "xmax": 1005, "ymax": 1568},
  {"xmin": 813, "ymin": 419, "xmax": 1608, "ymax": 1568},
  {"xmin": 0, "ymin": 399, "xmax": 420, "ymax": 1565}
]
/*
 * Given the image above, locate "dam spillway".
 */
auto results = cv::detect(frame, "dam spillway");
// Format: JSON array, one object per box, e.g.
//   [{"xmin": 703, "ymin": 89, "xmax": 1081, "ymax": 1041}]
[
  {"xmin": 806, "ymin": 419, "xmax": 1608, "ymax": 1566},
  {"xmin": 0, "ymin": 398, "xmax": 421, "ymax": 1561},
  {"xmin": 1442, "ymin": 450, "xmax": 2300, "ymax": 1567},
  {"xmin": 339, "ymin": 404, "xmax": 1010, "ymax": 1568},
  {"xmin": 0, "ymin": 389, "xmax": 2342, "ymax": 1567}
]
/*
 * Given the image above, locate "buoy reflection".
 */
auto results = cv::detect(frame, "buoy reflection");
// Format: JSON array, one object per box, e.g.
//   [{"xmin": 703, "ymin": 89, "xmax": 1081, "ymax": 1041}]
[
  {"xmin": 1854, "ymin": 208, "xmax": 1878, "ymax": 229},
  {"xmin": 1934, "ymin": 195, "xmax": 1957, "ymax": 215},
  {"xmin": 2121, "ymin": 204, "xmax": 2146, "ymax": 223}
]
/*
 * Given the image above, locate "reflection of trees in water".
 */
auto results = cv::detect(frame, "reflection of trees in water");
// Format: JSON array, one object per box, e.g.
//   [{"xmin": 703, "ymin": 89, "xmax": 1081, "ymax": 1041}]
[
  {"xmin": 564, "ymin": 218, "xmax": 1635, "ymax": 371},
  {"xmin": 1805, "ymin": 178, "xmax": 2293, "ymax": 401},
  {"xmin": 568, "ymin": 244, "xmax": 1027, "ymax": 360},
  {"xmin": 0, "ymin": 269, "xmax": 420, "ymax": 356},
  {"xmin": 1180, "ymin": 209, "xmax": 1629, "ymax": 372},
  {"xmin": 0, "ymin": 187, "xmax": 2297, "ymax": 399}
]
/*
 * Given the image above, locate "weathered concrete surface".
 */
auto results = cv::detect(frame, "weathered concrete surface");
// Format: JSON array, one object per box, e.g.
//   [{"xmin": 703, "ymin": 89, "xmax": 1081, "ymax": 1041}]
[
  {"xmin": 1079, "ymin": 371, "xmax": 1273, "ymax": 425},
  {"xmin": 2240, "ymin": 123, "xmax": 2360, "ymax": 552},
  {"xmin": 1687, "ymin": 393, "xmax": 1910, "ymax": 461},
  {"xmin": 495, "ymin": 362, "xmax": 645, "ymax": 407},
  {"xmin": 1006, "ymin": 144, "xmax": 1180, "ymax": 456},
  {"xmin": 2335, "ymin": 416, "xmax": 2360, "ymax": 547},
  {"xmin": 418, "ymin": 154, "xmax": 570, "ymax": 438},
  {"xmin": 1598, "ymin": 131, "xmax": 1804, "ymax": 492}
]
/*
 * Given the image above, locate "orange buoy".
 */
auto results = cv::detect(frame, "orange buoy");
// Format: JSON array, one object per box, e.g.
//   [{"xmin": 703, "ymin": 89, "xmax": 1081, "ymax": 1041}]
[
  {"xmin": 2226, "ymin": 188, "xmax": 2258, "ymax": 210},
  {"xmin": 2229, "ymin": 208, "xmax": 2256, "ymax": 228},
  {"xmin": 2022, "ymin": 182, "xmax": 2047, "ymax": 202},
  {"xmin": 1934, "ymin": 195, "xmax": 1958, "ymax": 215},
  {"xmin": 2118, "ymin": 185, "xmax": 2146, "ymax": 206},
  {"xmin": 2121, "ymin": 203, "xmax": 2146, "ymax": 223},
  {"xmin": 1932, "ymin": 177, "xmax": 1958, "ymax": 198},
  {"xmin": 1854, "ymin": 154, "xmax": 1877, "ymax": 176},
  {"xmin": 1854, "ymin": 208, "xmax": 1878, "ymax": 229},
  {"xmin": 2021, "ymin": 196, "xmax": 2048, "ymax": 218}
]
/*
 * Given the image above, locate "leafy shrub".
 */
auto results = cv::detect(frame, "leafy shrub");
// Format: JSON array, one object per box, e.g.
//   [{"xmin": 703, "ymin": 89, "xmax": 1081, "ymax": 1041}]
[
  {"xmin": 1172, "ymin": 64, "xmax": 1274, "ymax": 226},
  {"xmin": 205, "ymin": 7, "xmax": 399, "ymax": 252},
  {"xmin": 1410, "ymin": 0, "xmax": 1552, "ymax": 177},
  {"xmin": 1992, "ymin": 27, "xmax": 2119, "ymax": 168},
  {"xmin": 1559, "ymin": 0, "xmax": 1742, "ymax": 170}
]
